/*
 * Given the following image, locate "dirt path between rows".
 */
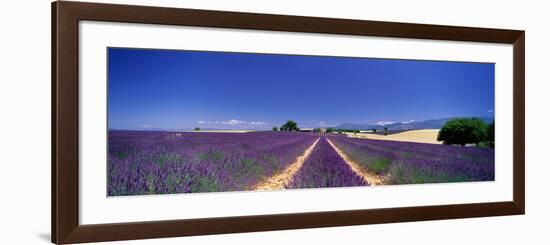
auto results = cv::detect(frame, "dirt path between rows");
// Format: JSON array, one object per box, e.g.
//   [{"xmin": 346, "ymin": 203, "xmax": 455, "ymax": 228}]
[
  {"xmin": 254, "ymin": 138, "xmax": 320, "ymax": 191},
  {"xmin": 326, "ymin": 139, "xmax": 386, "ymax": 186}
]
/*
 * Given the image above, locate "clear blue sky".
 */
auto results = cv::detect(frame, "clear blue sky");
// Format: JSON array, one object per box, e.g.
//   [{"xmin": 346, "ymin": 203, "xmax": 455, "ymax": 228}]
[{"xmin": 108, "ymin": 47, "xmax": 494, "ymax": 130}]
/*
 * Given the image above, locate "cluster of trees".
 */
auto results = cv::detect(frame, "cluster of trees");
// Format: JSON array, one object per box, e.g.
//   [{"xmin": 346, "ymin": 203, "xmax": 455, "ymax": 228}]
[
  {"xmin": 437, "ymin": 118, "xmax": 495, "ymax": 147},
  {"xmin": 273, "ymin": 121, "xmax": 362, "ymax": 134},
  {"xmin": 271, "ymin": 121, "xmax": 392, "ymax": 137},
  {"xmin": 317, "ymin": 128, "xmax": 359, "ymax": 134},
  {"xmin": 279, "ymin": 120, "xmax": 300, "ymax": 131},
  {"xmin": 338, "ymin": 129, "xmax": 360, "ymax": 134}
]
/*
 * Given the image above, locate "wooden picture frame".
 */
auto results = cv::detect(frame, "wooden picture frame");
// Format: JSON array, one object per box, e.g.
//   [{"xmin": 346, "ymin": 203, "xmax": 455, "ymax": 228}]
[{"xmin": 52, "ymin": 1, "xmax": 525, "ymax": 244}]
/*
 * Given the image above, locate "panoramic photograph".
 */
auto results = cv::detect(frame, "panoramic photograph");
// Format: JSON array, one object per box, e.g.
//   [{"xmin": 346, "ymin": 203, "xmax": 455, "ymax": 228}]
[{"xmin": 107, "ymin": 47, "xmax": 495, "ymax": 196}]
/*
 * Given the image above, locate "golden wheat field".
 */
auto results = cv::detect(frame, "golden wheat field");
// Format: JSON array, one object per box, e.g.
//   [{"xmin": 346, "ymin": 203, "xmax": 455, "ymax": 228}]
[{"xmin": 346, "ymin": 129, "xmax": 442, "ymax": 144}]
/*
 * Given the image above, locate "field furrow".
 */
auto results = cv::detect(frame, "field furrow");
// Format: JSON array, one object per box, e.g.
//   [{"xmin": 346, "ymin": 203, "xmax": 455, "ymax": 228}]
[
  {"xmin": 329, "ymin": 136, "xmax": 495, "ymax": 184},
  {"xmin": 108, "ymin": 131, "xmax": 317, "ymax": 195},
  {"xmin": 326, "ymin": 138, "xmax": 386, "ymax": 185},
  {"xmin": 254, "ymin": 138, "xmax": 320, "ymax": 191},
  {"xmin": 286, "ymin": 137, "xmax": 369, "ymax": 189}
]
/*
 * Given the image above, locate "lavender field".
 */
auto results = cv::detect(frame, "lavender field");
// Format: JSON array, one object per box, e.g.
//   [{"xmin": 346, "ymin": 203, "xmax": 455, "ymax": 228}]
[
  {"xmin": 108, "ymin": 131, "xmax": 494, "ymax": 196},
  {"xmin": 108, "ymin": 131, "xmax": 316, "ymax": 196},
  {"xmin": 329, "ymin": 137, "xmax": 495, "ymax": 184},
  {"xmin": 286, "ymin": 138, "xmax": 368, "ymax": 189}
]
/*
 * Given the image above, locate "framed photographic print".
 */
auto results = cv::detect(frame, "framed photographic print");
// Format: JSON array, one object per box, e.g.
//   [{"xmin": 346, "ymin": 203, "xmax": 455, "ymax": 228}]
[{"xmin": 52, "ymin": 1, "xmax": 525, "ymax": 244}]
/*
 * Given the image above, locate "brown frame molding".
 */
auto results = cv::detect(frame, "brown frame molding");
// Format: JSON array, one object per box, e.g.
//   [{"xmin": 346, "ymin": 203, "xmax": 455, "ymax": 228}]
[{"xmin": 52, "ymin": 1, "xmax": 525, "ymax": 244}]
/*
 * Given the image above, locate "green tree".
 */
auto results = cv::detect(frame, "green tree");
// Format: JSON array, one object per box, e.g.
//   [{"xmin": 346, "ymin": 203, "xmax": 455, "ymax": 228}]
[
  {"xmin": 327, "ymin": 128, "xmax": 334, "ymax": 133},
  {"xmin": 272, "ymin": 126, "xmax": 278, "ymax": 131},
  {"xmin": 194, "ymin": 127, "xmax": 200, "ymax": 131},
  {"xmin": 372, "ymin": 128, "xmax": 377, "ymax": 133},
  {"xmin": 486, "ymin": 121, "xmax": 495, "ymax": 147},
  {"xmin": 437, "ymin": 118, "xmax": 488, "ymax": 146},
  {"xmin": 486, "ymin": 121, "xmax": 495, "ymax": 141},
  {"xmin": 280, "ymin": 120, "xmax": 299, "ymax": 131}
]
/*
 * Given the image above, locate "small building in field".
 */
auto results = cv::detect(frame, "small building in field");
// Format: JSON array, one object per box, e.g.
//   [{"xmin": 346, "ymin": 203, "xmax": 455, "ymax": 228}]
[{"xmin": 299, "ymin": 128, "xmax": 314, "ymax": 132}]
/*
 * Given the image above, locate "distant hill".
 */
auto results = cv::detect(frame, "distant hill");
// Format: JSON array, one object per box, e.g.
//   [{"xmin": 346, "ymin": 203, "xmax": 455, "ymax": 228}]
[{"xmin": 336, "ymin": 117, "xmax": 494, "ymax": 131}]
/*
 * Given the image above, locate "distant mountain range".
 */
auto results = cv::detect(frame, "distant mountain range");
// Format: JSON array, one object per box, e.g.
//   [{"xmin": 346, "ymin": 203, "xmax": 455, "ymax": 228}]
[{"xmin": 336, "ymin": 117, "xmax": 494, "ymax": 131}]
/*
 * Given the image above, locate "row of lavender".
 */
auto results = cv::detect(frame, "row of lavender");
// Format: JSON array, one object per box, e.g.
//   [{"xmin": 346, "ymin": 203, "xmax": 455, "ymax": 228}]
[
  {"xmin": 329, "ymin": 136, "xmax": 495, "ymax": 184},
  {"xmin": 108, "ymin": 131, "xmax": 317, "ymax": 196},
  {"xmin": 286, "ymin": 137, "xmax": 368, "ymax": 189}
]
